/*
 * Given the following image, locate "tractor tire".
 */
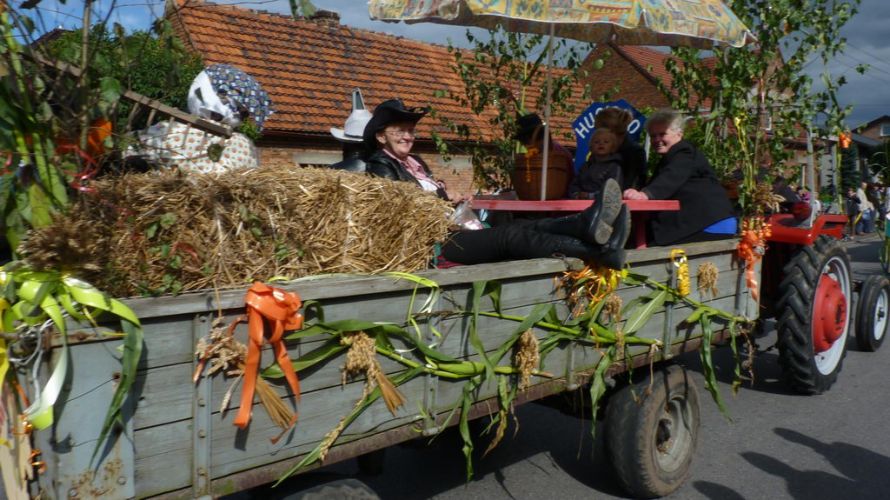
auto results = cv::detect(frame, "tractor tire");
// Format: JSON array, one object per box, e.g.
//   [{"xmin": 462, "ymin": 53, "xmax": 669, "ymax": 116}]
[
  {"xmin": 604, "ymin": 365, "xmax": 700, "ymax": 499},
  {"xmin": 855, "ymin": 275, "xmax": 890, "ymax": 352},
  {"xmin": 776, "ymin": 236, "xmax": 852, "ymax": 394}
]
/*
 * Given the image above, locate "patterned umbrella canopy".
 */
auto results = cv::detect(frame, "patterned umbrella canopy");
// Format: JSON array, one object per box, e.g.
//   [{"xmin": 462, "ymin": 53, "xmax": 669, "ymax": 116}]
[{"xmin": 369, "ymin": 0, "xmax": 754, "ymax": 49}]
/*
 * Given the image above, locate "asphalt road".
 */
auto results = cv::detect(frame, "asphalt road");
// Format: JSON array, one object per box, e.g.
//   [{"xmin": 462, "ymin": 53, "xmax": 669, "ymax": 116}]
[{"xmin": 244, "ymin": 234, "xmax": 890, "ymax": 500}]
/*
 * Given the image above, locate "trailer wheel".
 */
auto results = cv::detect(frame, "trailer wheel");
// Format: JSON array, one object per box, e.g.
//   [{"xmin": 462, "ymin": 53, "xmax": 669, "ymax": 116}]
[
  {"xmin": 604, "ymin": 365, "xmax": 699, "ymax": 499},
  {"xmin": 776, "ymin": 236, "xmax": 851, "ymax": 394},
  {"xmin": 856, "ymin": 275, "xmax": 889, "ymax": 352}
]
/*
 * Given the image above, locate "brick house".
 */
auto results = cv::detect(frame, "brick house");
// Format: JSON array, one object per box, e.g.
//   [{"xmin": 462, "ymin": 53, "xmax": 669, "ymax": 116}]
[
  {"xmin": 166, "ymin": 0, "xmax": 592, "ymax": 199},
  {"xmin": 856, "ymin": 115, "xmax": 890, "ymax": 142}
]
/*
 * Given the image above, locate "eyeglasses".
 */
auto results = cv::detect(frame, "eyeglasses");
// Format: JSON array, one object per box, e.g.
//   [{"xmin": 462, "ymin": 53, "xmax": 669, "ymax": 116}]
[{"xmin": 385, "ymin": 129, "xmax": 416, "ymax": 138}]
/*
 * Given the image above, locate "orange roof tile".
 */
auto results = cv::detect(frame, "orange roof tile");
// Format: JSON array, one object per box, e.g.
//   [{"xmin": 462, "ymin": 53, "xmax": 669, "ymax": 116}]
[{"xmin": 168, "ymin": 0, "xmax": 590, "ymax": 144}]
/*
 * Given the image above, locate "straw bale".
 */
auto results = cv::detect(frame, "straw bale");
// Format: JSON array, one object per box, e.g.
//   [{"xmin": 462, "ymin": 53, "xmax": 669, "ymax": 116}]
[{"xmin": 20, "ymin": 167, "xmax": 452, "ymax": 297}]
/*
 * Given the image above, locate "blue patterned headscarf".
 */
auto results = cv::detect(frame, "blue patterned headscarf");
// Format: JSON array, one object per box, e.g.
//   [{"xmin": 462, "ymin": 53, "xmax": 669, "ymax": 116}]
[{"xmin": 203, "ymin": 64, "xmax": 274, "ymax": 131}]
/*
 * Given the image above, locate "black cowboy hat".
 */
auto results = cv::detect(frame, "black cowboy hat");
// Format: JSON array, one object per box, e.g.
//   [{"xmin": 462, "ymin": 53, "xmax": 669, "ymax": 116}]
[{"xmin": 362, "ymin": 99, "xmax": 428, "ymax": 145}]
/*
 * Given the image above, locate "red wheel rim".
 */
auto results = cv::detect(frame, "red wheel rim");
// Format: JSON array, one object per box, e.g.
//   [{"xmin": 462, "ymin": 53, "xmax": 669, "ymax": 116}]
[{"xmin": 813, "ymin": 273, "xmax": 847, "ymax": 353}]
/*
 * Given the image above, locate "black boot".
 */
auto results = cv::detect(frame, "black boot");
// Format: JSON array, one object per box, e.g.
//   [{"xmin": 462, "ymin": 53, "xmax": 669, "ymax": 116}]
[
  {"xmin": 579, "ymin": 178, "xmax": 623, "ymax": 245},
  {"xmin": 592, "ymin": 205, "xmax": 631, "ymax": 269}
]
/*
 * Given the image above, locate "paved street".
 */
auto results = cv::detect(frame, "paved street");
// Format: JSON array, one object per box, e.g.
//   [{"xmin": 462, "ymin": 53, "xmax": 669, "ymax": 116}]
[{"xmin": 255, "ymin": 235, "xmax": 890, "ymax": 500}]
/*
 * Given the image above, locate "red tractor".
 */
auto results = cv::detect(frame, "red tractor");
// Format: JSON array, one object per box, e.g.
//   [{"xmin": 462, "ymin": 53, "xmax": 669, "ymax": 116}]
[{"xmin": 761, "ymin": 207, "xmax": 889, "ymax": 394}]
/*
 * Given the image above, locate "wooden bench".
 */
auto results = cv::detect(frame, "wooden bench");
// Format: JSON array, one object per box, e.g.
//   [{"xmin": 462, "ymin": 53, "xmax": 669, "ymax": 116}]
[{"xmin": 470, "ymin": 199, "xmax": 681, "ymax": 249}]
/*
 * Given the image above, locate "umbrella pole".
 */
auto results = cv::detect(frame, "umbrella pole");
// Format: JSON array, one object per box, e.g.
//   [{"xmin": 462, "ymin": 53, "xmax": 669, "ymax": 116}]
[{"xmin": 540, "ymin": 23, "xmax": 555, "ymax": 201}]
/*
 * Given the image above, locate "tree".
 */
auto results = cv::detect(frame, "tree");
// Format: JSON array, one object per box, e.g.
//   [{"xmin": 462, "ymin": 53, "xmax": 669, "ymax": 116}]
[
  {"xmin": 434, "ymin": 27, "xmax": 593, "ymax": 191},
  {"xmin": 45, "ymin": 22, "xmax": 204, "ymax": 131},
  {"xmin": 839, "ymin": 146, "xmax": 860, "ymax": 192},
  {"xmin": 659, "ymin": 0, "xmax": 862, "ymax": 214},
  {"xmin": 0, "ymin": 5, "xmax": 203, "ymax": 251}
]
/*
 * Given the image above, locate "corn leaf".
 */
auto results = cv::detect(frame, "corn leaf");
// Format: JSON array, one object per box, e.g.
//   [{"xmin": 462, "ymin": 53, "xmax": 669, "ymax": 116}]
[
  {"xmin": 489, "ymin": 303, "xmax": 551, "ymax": 364},
  {"xmin": 263, "ymin": 340, "xmax": 347, "ymax": 378},
  {"xmin": 685, "ymin": 306, "xmax": 707, "ymax": 324},
  {"xmin": 274, "ymin": 366, "xmax": 423, "ymax": 485},
  {"xmin": 698, "ymin": 313, "xmax": 729, "ymax": 419},
  {"xmin": 588, "ymin": 346, "xmax": 615, "ymax": 438},
  {"xmin": 469, "ymin": 281, "xmax": 496, "ymax": 379},
  {"xmin": 623, "ymin": 290, "xmax": 668, "ymax": 334},
  {"xmin": 90, "ymin": 318, "xmax": 143, "ymax": 465}
]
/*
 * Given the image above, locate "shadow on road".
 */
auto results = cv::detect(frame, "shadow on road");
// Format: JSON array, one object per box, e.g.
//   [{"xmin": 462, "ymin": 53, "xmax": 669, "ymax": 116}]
[
  {"xmin": 692, "ymin": 480, "xmax": 746, "ymax": 500},
  {"xmin": 737, "ymin": 427, "xmax": 890, "ymax": 500}
]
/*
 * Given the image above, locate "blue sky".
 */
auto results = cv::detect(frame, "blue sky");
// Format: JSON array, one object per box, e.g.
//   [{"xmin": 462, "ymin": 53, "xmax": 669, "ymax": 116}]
[{"xmin": 21, "ymin": 0, "xmax": 890, "ymax": 128}]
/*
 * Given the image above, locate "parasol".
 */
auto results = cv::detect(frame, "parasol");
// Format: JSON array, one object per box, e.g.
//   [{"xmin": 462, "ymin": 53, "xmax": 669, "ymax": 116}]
[{"xmin": 368, "ymin": 0, "xmax": 755, "ymax": 198}]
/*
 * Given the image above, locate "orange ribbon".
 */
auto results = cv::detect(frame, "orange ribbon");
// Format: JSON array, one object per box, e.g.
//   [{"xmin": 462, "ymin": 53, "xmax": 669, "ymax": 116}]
[
  {"xmin": 233, "ymin": 282, "xmax": 303, "ymax": 430},
  {"xmin": 737, "ymin": 230, "xmax": 764, "ymax": 302}
]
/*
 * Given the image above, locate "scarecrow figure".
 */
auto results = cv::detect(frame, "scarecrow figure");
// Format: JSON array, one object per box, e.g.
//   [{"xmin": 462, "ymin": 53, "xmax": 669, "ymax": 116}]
[
  {"xmin": 329, "ymin": 88, "xmax": 372, "ymax": 172},
  {"xmin": 127, "ymin": 64, "xmax": 273, "ymax": 174}
]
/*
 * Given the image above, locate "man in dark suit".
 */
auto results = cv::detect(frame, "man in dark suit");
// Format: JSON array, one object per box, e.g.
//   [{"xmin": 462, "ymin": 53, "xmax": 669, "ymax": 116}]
[{"xmin": 622, "ymin": 109, "xmax": 737, "ymax": 246}]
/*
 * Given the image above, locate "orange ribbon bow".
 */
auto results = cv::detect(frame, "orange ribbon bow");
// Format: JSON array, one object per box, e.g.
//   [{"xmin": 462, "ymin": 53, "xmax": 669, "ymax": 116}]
[{"xmin": 233, "ymin": 282, "xmax": 303, "ymax": 430}]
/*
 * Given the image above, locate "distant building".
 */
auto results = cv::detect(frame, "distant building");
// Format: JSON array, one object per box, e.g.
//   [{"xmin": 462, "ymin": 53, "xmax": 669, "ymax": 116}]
[{"xmin": 856, "ymin": 115, "xmax": 890, "ymax": 142}]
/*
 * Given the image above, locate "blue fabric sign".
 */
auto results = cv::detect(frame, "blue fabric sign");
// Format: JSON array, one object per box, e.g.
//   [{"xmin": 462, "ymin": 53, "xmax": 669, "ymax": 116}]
[{"xmin": 573, "ymin": 99, "xmax": 645, "ymax": 172}]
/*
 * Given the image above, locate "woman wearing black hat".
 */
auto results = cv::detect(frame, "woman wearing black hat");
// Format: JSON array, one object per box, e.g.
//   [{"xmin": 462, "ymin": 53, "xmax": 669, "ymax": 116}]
[{"xmin": 362, "ymin": 99, "xmax": 630, "ymax": 268}]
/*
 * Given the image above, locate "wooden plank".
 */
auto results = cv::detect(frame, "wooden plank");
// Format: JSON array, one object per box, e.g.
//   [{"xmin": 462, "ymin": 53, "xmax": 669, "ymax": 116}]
[
  {"xmin": 121, "ymin": 259, "xmax": 574, "ymax": 320},
  {"xmin": 135, "ymin": 376, "xmax": 428, "ymax": 497}
]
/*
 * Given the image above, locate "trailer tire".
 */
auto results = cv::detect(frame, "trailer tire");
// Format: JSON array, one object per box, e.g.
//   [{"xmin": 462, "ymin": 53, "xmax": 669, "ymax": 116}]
[
  {"xmin": 604, "ymin": 365, "xmax": 699, "ymax": 499},
  {"xmin": 856, "ymin": 275, "xmax": 889, "ymax": 352},
  {"xmin": 776, "ymin": 236, "xmax": 851, "ymax": 394},
  {"xmin": 281, "ymin": 478, "xmax": 379, "ymax": 500}
]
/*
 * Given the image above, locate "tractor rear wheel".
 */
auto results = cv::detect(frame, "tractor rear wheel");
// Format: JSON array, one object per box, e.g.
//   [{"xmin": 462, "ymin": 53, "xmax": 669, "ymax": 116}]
[{"xmin": 776, "ymin": 236, "xmax": 852, "ymax": 394}]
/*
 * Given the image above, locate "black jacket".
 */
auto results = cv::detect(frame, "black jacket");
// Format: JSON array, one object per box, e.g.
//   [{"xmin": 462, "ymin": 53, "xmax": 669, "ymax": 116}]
[
  {"xmin": 567, "ymin": 153, "xmax": 623, "ymax": 199},
  {"xmin": 365, "ymin": 149, "xmax": 449, "ymax": 200},
  {"xmin": 329, "ymin": 156, "xmax": 367, "ymax": 173},
  {"xmin": 617, "ymin": 136, "xmax": 647, "ymax": 190},
  {"xmin": 642, "ymin": 140, "xmax": 735, "ymax": 246}
]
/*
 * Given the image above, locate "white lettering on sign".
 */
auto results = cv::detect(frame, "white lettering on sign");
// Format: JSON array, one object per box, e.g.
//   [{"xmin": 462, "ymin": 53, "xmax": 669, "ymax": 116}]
[{"xmin": 627, "ymin": 119, "xmax": 642, "ymax": 135}]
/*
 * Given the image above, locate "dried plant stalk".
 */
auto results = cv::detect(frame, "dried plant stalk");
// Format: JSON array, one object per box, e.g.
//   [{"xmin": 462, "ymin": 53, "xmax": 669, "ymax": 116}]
[
  {"xmin": 341, "ymin": 331, "xmax": 405, "ymax": 415},
  {"xmin": 513, "ymin": 330, "xmax": 539, "ymax": 391},
  {"xmin": 697, "ymin": 262, "xmax": 720, "ymax": 299},
  {"xmin": 602, "ymin": 293, "xmax": 623, "ymax": 324}
]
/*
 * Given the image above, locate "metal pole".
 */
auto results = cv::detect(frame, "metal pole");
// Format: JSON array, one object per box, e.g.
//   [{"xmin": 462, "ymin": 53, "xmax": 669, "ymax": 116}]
[
  {"xmin": 806, "ymin": 128, "xmax": 817, "ymax": 225},
  {"xmin": 540, "ymin": 23, "xmax": 555, "ymax": 201}
]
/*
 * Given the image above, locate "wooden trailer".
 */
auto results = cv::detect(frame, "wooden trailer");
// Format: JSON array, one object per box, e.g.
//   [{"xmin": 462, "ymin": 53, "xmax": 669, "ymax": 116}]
[{"xmin": 28, "ymin": 239, "xmax": 757, "ymax": 499}]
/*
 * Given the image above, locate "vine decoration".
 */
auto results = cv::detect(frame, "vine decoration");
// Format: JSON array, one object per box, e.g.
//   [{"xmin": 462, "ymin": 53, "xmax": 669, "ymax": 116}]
[
  {"xmin": 0, "ymin": 262, "xmax": 143, "ymax": 467},
  {"xmin": 193, "ymin": 267, "xmax": 756, "ymax": 484}
]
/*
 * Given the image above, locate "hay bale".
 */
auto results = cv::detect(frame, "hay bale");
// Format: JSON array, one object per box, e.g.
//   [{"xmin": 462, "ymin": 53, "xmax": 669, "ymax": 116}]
[{"xmin": 20, "ymin": 167, "xmax": 452, "ymax": 296}]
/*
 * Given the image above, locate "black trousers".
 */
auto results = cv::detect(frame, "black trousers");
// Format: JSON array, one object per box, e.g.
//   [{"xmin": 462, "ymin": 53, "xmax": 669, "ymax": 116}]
[{"xmin": 440, "ymin": 218, "xmax": 592, "ymax": 265}]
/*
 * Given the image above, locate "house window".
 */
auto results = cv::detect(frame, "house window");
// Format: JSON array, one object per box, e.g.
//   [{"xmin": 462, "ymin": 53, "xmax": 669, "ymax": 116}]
[{"xmin": 881, "ymin": 123, "xmax": 890, "ymax": 137}]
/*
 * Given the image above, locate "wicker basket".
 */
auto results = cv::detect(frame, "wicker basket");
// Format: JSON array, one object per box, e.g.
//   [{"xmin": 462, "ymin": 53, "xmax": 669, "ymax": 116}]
[{"xmin": 511, "ymin": 150, "xmax": 573, "ymax": 200}]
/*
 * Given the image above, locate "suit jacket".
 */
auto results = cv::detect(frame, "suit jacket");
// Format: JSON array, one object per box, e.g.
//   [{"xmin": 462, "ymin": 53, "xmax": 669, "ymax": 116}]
[{"xmin": 642, "ymin": 140, "xmax": 735, "ymax": 246}]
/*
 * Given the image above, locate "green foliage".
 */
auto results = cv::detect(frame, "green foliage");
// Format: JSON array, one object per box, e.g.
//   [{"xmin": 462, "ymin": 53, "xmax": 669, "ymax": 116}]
[
  {"xmin": 289, "ymin": 0, "xmax": 318, "ymax": 17},
  {"xmin": 868, "ymin": 140, "xmax": 890, "ymax": 185},
  {"xmin": 840, "ymin": 145, "xmax": 860, "ymax": 191},
  {"xmin": 659, "ymin": 0, "xmax": 862, "ymax": 213},
  {"xmin": 434, "ymin": 27, "xmax": 593, "ymax": 191},
  {"xmin": 0, "ymin": 5, "xmax": 204, "ymax": 252},
  {"xmin": 45, "ymin": 22, "xmax": 204, "ymax": 125}
]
